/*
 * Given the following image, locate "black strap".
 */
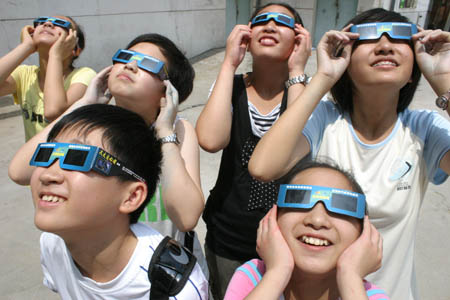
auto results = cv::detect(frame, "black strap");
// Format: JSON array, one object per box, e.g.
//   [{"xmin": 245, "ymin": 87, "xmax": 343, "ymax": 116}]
[{"xmin": 184, "ymin": 231, "xmax": 195, "ymax": 252}]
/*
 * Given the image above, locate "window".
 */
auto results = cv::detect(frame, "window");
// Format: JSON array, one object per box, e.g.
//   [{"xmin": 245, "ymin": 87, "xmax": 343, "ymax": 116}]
[{"xmin": 399, "ymin": 0, "xmax": 417, "ymax": 9}]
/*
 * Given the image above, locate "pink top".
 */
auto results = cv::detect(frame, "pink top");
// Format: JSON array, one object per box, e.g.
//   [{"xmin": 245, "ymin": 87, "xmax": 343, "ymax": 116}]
[{"xmin": 224, "ymin": 259, "xmax": 389, "ymax": 300}]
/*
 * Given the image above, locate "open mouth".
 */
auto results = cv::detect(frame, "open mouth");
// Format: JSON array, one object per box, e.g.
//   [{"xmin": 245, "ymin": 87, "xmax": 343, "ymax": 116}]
[
  {"xmin": 371, "ymin": 60, "xmax": 398, "ymax": 67},
  {"xmin": 300, "ymin": 235, "xmax": 331, "ymax": 247},
  {"xmin": 40, "ymin": 194, "xmax": 67, "ymax": 203},
  {"xmin": 259, "ymin": 36, "xmax": 278, "ymax": 46}
]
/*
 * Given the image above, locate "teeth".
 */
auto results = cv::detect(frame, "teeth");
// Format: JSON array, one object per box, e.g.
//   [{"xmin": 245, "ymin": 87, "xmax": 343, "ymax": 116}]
[
  {"xmin": 373, "ymin": 61, "xmax": 397, "ymax": 67},
  {"xmin": 301, "ymin": 236, "xmax": 330, "ymax": 246},
  {"xmin": 41, "ymin": 195, "xmax": 66, "ymax": 203}
]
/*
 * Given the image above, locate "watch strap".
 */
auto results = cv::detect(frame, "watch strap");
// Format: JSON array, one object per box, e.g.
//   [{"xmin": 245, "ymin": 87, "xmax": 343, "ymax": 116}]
[
  {"xmin": 159, "ymin": 133, "xmax": 180, "ymax": 145},
  {"xmin": 285, "ymin": 74, "xmax": 311, "ymax": 89}
]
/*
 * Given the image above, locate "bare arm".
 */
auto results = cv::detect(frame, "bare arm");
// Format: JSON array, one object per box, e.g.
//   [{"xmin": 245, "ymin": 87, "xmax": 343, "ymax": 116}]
[
  {"xmin": 43, "ymin": 29, "xmax": 87, "ymax": 121},
  {"xmin": 155, "ymin": 81, "xmax": 205, "ymax": 232},
  {"xmin": 440, "ymin": 150, "xmax": 450, "ymax": 175},
  {"xmin": 249, "ymin": 28, "xmax": 358, "ymax": 181},
  {"xmin": 0, "ymin": 26, "xmax": 36, "ymax": 97},
  {"xmin": 196, "ymin": 25, "xmax": 251, "ymax": 153},
  {"xmin": 8, "ymin": 66, "xmax": 112, "ymax": 185}
]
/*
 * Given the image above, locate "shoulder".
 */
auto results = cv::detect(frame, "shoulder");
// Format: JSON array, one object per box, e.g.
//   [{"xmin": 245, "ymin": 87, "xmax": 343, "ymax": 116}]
[
  {"xmin": 363, "ymin": 280, "xmax": 390, "ymax": 299},
  {"xmin": 235, "ymin": 259, "xmax": 265, "ymax": 284},
  {"xmin": 67, "ymin": 67, "xmax": 97, "ymax": 83},
  {"xmin": 131, "ymin": 222, "xmax": 165, "ymax": 245},
  {"xmin": 11, "ymin": 64, "xmax": 38, "ymax": 79},
  {"xmin": 40, "ymin": 232, "xmax": 66, "ymax": 253},
  {"xmin": 400, "ymin": 109, "xmax": 450, "ymax": 138}
]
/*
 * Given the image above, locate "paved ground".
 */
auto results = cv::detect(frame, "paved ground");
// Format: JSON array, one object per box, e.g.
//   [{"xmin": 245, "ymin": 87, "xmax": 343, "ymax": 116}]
[{"xmin": 0, "ymin": 49, "xmax": 449, "ymax": 299}]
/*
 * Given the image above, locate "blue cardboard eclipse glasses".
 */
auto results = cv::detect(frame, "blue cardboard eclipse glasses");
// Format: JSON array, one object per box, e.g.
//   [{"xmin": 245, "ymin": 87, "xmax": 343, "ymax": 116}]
[
  {"xmin": 251, "ymin": 12, "xmax": 295, "ymax": 29},
  {"xmin": 30, "ymin": 142, "xmax": 146, "ymax": 183},
  {"xmin": 277, "ymin": 184, "xmax": 366, "ymax": 219},
  {"xmin": 112, "ymin": 49, "xmax": 169, "ymax": 80},
  {"xmin": 350, "ymin": 22, "xmax": 417, "ymax": 41},
  {"xmin": 33, "ymin": 17, "xmax": 72, "ymax": 30}
]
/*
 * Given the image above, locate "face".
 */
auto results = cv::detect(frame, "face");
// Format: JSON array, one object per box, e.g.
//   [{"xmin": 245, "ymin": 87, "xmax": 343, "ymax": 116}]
[
  {"xmin": 108, "ymin": 42, "xmax": 167, "ymax": 124},
  {"xmin": 33, "ymin": 16, "xmax": 76, "ymax": 47},
  {"xmin": 277, "ymin": 168, "xmax": 361, "ymax": 276},
  {"xmin": 248, "ymin": 5, "xmax": 296, "ymax": 61},
  {"xmin": 347, "ymin": 34, "xmax": 414, "ymax": 91},
  {"xmin": 30, "ymin": 128, "xmax": 131, "ymax": 237}
]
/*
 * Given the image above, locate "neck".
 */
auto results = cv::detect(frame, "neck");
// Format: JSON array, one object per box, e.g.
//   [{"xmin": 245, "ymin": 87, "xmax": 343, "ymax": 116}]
[
  {"xmin": 250, "ymin": 58, "xmax": 288, "ymax": 98},
  {"xmin": 350, "ymin": 85, "xmax": 399, "ymax": 143},
  {"xmin": 284, "ymin": 269, "xmax": 339, "ymax": 300},
  {"xmin": 62, "ymin": 220, "xmax": 137, "ymax": 283}
]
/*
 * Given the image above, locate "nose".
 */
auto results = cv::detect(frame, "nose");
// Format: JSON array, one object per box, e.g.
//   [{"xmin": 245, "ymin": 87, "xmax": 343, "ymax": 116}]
[
  {"xmin": 263, "ymin": 20, "xmax": 277, "ymax": 32},
  {"xmin": 124, "ymin": 60, "xmax": 138, "ymax": 72},
  {"xmin": 374, "ymin": 34, "xmax": 394, "ymax": 55},
  {"xmin": 43, "ymin": 21, "xmax": 55, "ymax": 28},
  {"xmin": 303, "ymin": 202, "xmax": 332, "ymax": 230},
  {"xmin": 39, "ymin": 160, "xmax": 64, "ymax": 186}
]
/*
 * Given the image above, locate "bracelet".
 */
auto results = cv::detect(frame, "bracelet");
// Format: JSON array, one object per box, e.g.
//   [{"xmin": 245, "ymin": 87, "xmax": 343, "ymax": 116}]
[
  {"xmin": 435, "ymin": 88, "xmax": 450, "ymax": 110},
  {"xmin": 159, "ymin": 133, "xmax": 180, "ymax": 145},
  {"xmin": 285, "ymin": 74, "xmax": 311, "ymax": 89}
]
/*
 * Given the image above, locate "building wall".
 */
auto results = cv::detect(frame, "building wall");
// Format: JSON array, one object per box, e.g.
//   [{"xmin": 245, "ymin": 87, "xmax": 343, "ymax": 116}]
[{"xmin": 0, "ymin": 0, "xmax": 226, "ymax": 72}]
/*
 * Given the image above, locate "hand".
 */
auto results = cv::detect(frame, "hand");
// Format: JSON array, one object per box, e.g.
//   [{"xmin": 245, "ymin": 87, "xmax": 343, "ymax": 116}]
[
  {"xmin": 288, "ymin": 24, "xmax": 312, "ymax": 75},
  {"xmin": 223, "ymin": 24, "xmax": 252, "ymax": 69},
  {"xmin": 316, "ymin": 24, "xmax": 358, "ymax": 82},
  {"xmin": 336, "ymin": 216, "xmax": 383, "ymax": 280},
  {"xmin": 20, "ymin": 25, "xmax": 37, "ymax": 53},
  {"xmin": 257, "ymin": 205, "xmax": 294, "ymax": 277},
  {"xmin": 154, "ymin": 80, "xmax": 179, "ymax": 138},
  {"xmin": 81, "ymin": 66, "xmax": 113, "ymax": 105},
  {"xmin": 49, "ymin": 28, "xmax": 78, "ymax": 60},
  {"xmin": 413, "ymin": 28, "xmax": 450, "ymax": 82}
]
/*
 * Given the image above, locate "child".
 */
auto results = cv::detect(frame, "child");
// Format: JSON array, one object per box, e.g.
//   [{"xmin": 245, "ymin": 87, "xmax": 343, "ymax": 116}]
[
  {"xmin": 224, "ymin": 159, "xmax": 387, "ymax": 300},
  {"xmin": 8, "ymin": 33, "xmax": 208, "ymax": 278},
  {"xmin": 195, "ymin": 2, "xmax": 311, "ymax": 298},
  {"xmin": 30, "ymin": 103, "xmax": 208, "ymax": 299},
  {"xmin": 249, "ymin": 8, "xmax": 450, "ymax": 300},
  {"xmin": 0, "ymin": 16, "xmax": 96, "ymax": 141}
]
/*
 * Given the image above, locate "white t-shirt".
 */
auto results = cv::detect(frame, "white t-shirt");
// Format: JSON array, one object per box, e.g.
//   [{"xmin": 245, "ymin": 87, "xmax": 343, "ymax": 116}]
[
  {"xmin": 303, "ymin": 100, "xmax": 450, "ymax": 300},
  {"xmin": 40, "ymin": 222, "xmax": 209, "ymax": 300}
]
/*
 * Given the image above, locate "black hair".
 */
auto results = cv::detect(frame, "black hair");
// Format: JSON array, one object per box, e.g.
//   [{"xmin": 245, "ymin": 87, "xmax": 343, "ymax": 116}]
[
  {"xmin": 126, "ymin": 33, "xmax": 195, "ymax": 104},
  {"xmin": 250, "ymin": 2, "xmax": 304, "ymax": 26},
  {"xmin": 64, "ymin": 16, "xmax": 85, "ymax": 68},
  {"xmin": 331, "ymin": 8, "xmax": 421, "ymax": 114},
  {"xmin": 47, "ymin": 104, "xmax": 162, "ymax": 224}
]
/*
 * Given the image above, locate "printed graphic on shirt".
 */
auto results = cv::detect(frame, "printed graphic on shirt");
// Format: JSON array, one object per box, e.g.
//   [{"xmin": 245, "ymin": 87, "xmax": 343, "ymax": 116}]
[{"xmin": 389, "ymin": 158, "xmax": 413, "ymax": 191}]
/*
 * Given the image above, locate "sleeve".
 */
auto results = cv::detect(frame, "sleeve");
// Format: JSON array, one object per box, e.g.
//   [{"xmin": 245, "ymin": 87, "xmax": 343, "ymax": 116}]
[
  {"xmin": 68, "ymin": 67, "xmax": 96, "ymax": 86},
  {"xmin": 10, "ymin": 65, "xmax": 26, "ymax": 105},
  {"xmin": 364, "ymin": 281, "xmax": 390, "ymax": 300},
  {"xmin": 39, "ymin": 233, "xmax": 58, "ymax": 292},
  {"xmin": 224, "ymin": 259, "xmax": 264, "ymax": 300},
  {"xmin": 302, "ymin": 99, "xmax": 341, "ymax": 157}
]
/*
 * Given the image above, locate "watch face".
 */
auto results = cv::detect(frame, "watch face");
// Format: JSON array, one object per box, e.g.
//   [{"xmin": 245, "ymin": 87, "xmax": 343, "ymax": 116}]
[{"xmin": 436, "ymin": 95, "xmax": 449, "ymax": 110}]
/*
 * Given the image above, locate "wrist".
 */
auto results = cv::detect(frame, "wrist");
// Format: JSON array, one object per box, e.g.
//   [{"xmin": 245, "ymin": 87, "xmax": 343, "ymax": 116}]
[
  {"xmin": 18, "ymin": 42, "xmax": 36, "ymax": 55},
  {"xmin": 285, "ymin": 74, "xmax": 311, "ymax": 89}
]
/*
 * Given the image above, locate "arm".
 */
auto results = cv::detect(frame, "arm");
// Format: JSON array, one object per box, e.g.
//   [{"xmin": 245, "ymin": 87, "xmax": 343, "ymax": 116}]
[
  {"xmin": 249, "ymin": 27, "xmax": 358, "ymax": 181},
  {"xmin": 155, "ymin": 81, "xmax": 204, "ymax": 232},
  {"xmin": 195, "ymin": 24, "xmax": 251, "ymax": 153},
  {"xmin": 242, "ymin": 205, "xmax": 294, "ymax": 300},
  {"xmin": 336, "ymin": 217, "xmax": 383, "ymax": 300},
  {"xmin": 8, "ymin": 66, "xmax": 112, "ymax": 185},
  {"xmin": 0, "ymin": 26, "xmax": 36, "ymax": 96},
  {"xmin": 43, "ymin": 29, "xmax": 87, "ymax": 121}
]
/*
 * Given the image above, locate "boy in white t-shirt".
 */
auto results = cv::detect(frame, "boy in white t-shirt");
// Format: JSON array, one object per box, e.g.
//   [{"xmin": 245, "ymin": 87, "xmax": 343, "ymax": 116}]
[{"xmin": 29, "ymin": 103, "xmax": 208, "ymax": 299}]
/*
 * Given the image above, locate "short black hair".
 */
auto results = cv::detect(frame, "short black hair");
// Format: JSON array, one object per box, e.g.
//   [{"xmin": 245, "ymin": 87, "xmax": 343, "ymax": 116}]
[
  {"xmin": 331, "ymin": 8, "xmax": 421, "ymax": 114},
  {"xmin": 47, "ymin": 104, "xmax": 162, "ymax": 224},
  {"xmin": 126, "ymin": 33, "xmax": 195, "ymax": 104},
  {"xmin": 250, "ymin": 2, "xmax": 304, "ymax": 26},
  {"xmin": 65, "ymin": 16, "xmax": 85, "ymax": 68}
]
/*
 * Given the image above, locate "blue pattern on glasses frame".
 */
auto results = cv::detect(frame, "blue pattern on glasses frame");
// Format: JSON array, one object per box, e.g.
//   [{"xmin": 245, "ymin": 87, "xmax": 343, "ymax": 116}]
[
  {"xmin": 33, "ymin": 17, "xmax": 72, "ymax": 29},
  {"xmin": 277, "ymin": 184, "xmax": 366, "ymax": 219},
  {"xmin": 350, "ymin": 22, "xmax": 418, "ymax": 41},
  {"xmin": 30, "ymin": 142, "xmax": 146, "ymax": 183},
  {"xmin": 112, "ymin": 49, "xmax": 169, "ymax": 80},
  {"xmin": 251, "ymin": 12, "xmax": 295, "ymax": 29}
]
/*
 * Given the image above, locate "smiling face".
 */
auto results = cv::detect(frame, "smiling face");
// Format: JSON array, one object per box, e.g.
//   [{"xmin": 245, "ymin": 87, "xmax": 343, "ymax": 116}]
[
  {"xmin": 347, "ymin": 34, "xmax": 414, "ymax": 91},
  {"xmin": 108, "ymin": 42, "xmax": 167, "ymax": 124},
  {"xmin": 248, "ymin": 5, "xmax": 296, "ymax": 61},
  {"xmin": 32, "ymin": 16, "xmax": 75, "ymax": 48},
  {"xmin": 277, "ymin": 167, "xmax": 361, "ymax": 276},
  {"xmin": 30, "ymin": 128, "xmax": 132, "ymax": 237}
]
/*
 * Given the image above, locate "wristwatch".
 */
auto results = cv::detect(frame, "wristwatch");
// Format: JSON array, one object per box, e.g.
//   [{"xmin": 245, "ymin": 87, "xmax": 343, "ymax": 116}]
[
  {"xmin": 435, "ymin": 89, "xmax": 450, "ymax": 110},
  {"xmin": 285, "ymin": 74, "xmax": 311, "ymax": 89},
  {"xmin": 159, "ymin": 133, "xmax": 180, "ymax": 145}
]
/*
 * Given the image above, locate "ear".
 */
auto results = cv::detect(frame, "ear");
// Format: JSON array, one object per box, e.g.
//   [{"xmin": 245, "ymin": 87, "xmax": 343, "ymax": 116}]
[
  {"xmin": 72, "ymin": 46, "xmax": 81, "ymax": 58},
  {"xmin": 118, "ymin": 181, "xmax": 148, "ymax": 215}
]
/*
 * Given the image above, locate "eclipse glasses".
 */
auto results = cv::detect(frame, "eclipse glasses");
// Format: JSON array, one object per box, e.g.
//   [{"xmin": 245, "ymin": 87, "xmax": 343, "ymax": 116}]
[
  {"xmin": 30, "ymin": 142, "xmax": 146, "ymax": 183},
  {"xmin": 112, "ymin": 49, "xmax": 169, "ymax": 80},
  {"xmin": 251, "ymin": 12, "xmax": 295, "ymax": 29},
  {"xmin": 350, "ymin": 22, "xmax": 417, "ymax": 41},
  {"xmin": 277, "ymin": 184, "xmax": 366, "ymax": 219},
  {"xmin": 33, "ymin": 17, "xmax": 72, "ymax": 30}
]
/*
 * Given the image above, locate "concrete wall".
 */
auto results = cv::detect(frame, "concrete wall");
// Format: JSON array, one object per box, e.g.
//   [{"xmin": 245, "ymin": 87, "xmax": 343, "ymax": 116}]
[{"xmin": 0, "ymin": 0, "xmax": 226, "ymax": 72}]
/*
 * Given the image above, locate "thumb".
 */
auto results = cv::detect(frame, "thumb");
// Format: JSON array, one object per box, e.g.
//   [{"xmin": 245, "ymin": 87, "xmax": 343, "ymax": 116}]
[{"xmin": 160, "ymin": 97, "xmax": 167, "ymax": 108}]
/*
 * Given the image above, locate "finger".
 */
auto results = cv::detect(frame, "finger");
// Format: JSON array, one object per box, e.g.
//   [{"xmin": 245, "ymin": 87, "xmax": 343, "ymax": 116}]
[
  {"xmin": 341, "ymin": 23, "xmax": 353, "ymax": 32},
  {"xmin": 164, "ymin": 80, "xmax": 179, "ymax": 107},
  {"xmin": 160, "ymin": 97, "xmax": 167, "ymax": 108}
]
